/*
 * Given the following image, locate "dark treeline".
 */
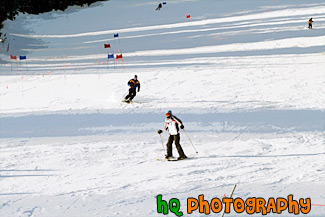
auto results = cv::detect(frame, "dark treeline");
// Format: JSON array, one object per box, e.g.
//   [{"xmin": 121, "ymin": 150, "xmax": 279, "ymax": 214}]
[{"xmin": 0, "ymin": 0, "xmax": 106, "ymax": 32}]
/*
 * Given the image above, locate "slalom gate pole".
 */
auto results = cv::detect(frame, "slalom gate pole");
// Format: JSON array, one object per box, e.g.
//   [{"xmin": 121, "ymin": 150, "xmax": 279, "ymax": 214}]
[
  {"xmin": 183, "ymin": 129, "xmax": 198, "ymax": 153},
  {"xmin": 159, "ymin": 134, "xmax": 165, "ymax": 151},
  {"xmin": 221, "ymin": 184, "xmax": 237, "ymax": 217}
]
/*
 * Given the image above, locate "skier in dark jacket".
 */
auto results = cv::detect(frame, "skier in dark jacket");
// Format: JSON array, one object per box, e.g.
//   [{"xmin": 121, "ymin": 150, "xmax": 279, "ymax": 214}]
[
  {"xmin": 308, "ymin": 18, "xmax": 313, "ymax": 29},
  {"xmin": 156, "ymin": 3, "xmax": 162, "ymax": 10},
  {"xmin": 123, "ymin": 75, "xmax": 140, "ymax": 103},
  {"xmin": 158, "ymin": 110, "xmax": 187, "ymax": 160}
]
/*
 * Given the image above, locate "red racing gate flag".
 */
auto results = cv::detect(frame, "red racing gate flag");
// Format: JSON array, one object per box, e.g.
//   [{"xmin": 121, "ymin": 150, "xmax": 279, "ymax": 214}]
[
  {"xmin": 186, "ymin": 14, "xmax": 192, "ymax": 22},
  {"xmin": 10, "ymin": 54, "xmax": 18, "ymax": 71},
  {"xmin": 115, "ymin": 53, "xmax": 124, "ymax": 69},
  {"xmin": 116, "ymin": 54, "xmax": 123, "ymax": 60}
]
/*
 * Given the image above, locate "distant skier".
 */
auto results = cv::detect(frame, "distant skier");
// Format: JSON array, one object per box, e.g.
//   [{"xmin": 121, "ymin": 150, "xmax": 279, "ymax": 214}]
[
  {"xmin": 308, "ymin": 18, "xmax": 313, "ymax": 29},
  {"xmin": 158, "ymin": 110, "xmax": 188, "ymax": 160},
  {"xmin": 123, "ymin": 75, "xmax": 140, "ymax": 103},
  {"xmin": 156, "ymin": 3, "xmax": 162, "ymax": 10}
]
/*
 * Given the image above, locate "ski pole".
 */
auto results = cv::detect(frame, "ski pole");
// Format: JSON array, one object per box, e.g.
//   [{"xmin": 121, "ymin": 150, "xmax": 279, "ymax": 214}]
[
  {"xmin": 221, "ymin": 184, "xmax": 237, "ymax": 217},
  {"xmin": 183, "ymin": 129, "xmax": 198, "ymax": 153},
  {"xmin": 159, "ymin": 134, "xmax": 165, "ymax": 151}
]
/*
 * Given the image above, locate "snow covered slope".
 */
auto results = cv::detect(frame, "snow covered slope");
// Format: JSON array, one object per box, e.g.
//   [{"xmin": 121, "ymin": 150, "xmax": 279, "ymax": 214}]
[{"xmin": 0, "ymin": 0, "xmax": 324, "ymax": 216}]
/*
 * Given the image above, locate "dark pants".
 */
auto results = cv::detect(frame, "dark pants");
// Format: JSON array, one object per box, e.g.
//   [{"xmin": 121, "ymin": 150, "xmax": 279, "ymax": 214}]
[
  {"xmin": 125, "ymin": 89, "xmax": 136, "ymax": 100},
  {"xmin": 309, "ymin": 23, "xmax": 312, "ymax": 29},
  {"xmin": 166, "ymin": 134, "xmax": 186, "ymax": 157}
]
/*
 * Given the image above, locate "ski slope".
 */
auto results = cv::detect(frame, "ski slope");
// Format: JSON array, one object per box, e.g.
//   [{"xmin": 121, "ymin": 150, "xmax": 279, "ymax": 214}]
[{"xmin": 0, "ymin": 0, "xmax": 324, "ymax": 216}]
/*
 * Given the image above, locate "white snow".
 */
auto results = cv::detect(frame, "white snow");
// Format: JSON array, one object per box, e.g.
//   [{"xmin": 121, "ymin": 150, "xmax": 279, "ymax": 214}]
[{"xmin": 0, "ymin": 0, "xmax": 324, "ymax": 216}]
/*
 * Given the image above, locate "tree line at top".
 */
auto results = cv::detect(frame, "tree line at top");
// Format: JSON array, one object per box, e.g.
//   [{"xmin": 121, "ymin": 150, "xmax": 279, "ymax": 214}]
[{"xmin": 0, "ymin": 0, "xmax": 107, "ymax": 34}]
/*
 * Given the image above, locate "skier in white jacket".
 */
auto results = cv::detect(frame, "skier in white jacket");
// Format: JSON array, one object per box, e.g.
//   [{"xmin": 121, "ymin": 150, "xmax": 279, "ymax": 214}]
[{"xmin": 158, "ymin": 110, "xmax": 187, "ymax": 160}]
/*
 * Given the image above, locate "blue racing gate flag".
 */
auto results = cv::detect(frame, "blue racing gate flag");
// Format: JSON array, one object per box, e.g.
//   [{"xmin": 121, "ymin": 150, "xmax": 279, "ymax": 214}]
[{"xmin": 19, "ymin": 56, "xmax": 27, "ymax": 60}]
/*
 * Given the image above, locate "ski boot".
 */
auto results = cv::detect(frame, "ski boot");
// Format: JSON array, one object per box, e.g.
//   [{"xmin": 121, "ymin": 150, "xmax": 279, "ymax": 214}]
[{"xmin": 178, "ymin": 155, "xmax": 188, "ymax": 160}]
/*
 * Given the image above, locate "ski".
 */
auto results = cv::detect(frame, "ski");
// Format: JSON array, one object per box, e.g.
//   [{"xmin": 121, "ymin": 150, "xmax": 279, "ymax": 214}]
[
  {"xmin": 157, "ymin": 157, "xmax": 191, "ymax": 161},
  {"xmin": 121, "ymin": 99, "xmax": 132, "ymax": 104},
  {"xmin": 121, "ymin": 100, "xmax": 142, "ymax": 104}
]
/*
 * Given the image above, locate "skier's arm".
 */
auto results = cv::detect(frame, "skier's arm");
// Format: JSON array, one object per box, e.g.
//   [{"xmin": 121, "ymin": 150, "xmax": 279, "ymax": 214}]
[
  {"xmin": 158, "ymin": 121, "xmax": 168, "ymax": 134},
  {"xmin": 137, "ymin": 81, "xmax": 140, "ymax": 92},
  {"xmin": 173, "ymin": 116, "xmax": 183, "ymax": 125},
  {"xmin": 129, "ymin": 80, "xmax": 136, "ymax": 88},
  {"xmin": 173, "ymin": 116, "xmax": 184, "ymax": 129},
  {"xmin": 163, "ymin": 121, "xmax": 168, "ymax": 131}
]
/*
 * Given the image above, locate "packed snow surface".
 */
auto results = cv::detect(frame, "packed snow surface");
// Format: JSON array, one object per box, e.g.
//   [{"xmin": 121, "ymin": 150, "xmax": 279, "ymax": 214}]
[{"xmin": 0, "ymin": 0, "xmax": 324, "ymax": 216}]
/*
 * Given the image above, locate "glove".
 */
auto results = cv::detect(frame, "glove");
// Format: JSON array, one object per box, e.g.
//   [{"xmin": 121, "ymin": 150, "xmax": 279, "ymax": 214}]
[
  {"xmin": 180, "ymin": 125, "xmax": 184, "ymax": 129},
  {"xmin": 158, "ymin": 129, "xmax": 163, "ymax": 134}
]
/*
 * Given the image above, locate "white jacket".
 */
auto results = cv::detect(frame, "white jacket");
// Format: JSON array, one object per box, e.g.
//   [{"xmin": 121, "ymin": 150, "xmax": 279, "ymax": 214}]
[{"xmin": 162, "ymin": 115, "xmax": 183, "ymax": 135}]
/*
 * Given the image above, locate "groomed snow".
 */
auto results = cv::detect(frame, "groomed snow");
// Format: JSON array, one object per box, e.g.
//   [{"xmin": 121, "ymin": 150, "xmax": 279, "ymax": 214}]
[{"xmin": 0, "ymin": 0, "xmax": 324, "ymax": 216}]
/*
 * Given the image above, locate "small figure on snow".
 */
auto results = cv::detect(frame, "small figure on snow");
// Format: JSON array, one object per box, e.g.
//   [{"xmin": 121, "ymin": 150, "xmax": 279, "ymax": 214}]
[
  {"xmin": 158, "ymin": 110, "xmax": 187, "ymax": 160},
  {"xmin": 308, "ymin": 18, "xmax": 313, "ymax": 29},
  {"xmin": 156, "ymin": 3, "xmax": 162, "ymax": 10},
  {"xmin": 123, "ymin": 75, "xmax": 140, "ymax": 103}
]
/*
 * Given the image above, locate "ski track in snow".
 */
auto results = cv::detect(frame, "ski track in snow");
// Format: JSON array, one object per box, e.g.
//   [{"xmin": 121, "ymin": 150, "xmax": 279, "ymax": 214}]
[{"xmin": 0, "ymin": 0, "xmax": 325, "ymax": 216}]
